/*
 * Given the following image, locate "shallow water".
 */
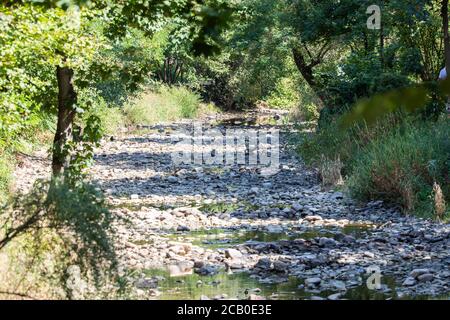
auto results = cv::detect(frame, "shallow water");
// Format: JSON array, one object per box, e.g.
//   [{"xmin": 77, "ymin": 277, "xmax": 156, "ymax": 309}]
[
  {"xmin": 158, "ymin": 227, "xmax": 449, "ymax": 300},
  {"xmin": 144, "ymin": 269, "xmax": 436, "ymax": 300},
  {"xmin": 169, "ymin": 225, "xmax": 373, "ymax": 250}
]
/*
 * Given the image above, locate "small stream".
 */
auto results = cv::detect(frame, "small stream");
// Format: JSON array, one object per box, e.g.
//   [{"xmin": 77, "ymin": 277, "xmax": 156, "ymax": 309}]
[
  {"xmin": 148, "ymin": 227, "xmax": 444, "ymax": 300},
  {"xmin": 168, "ymin": 224, "xmax": 373, "ymax": 250},
  {"xmin": 144, "ymin": 268, "xmax": 434, "ymax": 300}
]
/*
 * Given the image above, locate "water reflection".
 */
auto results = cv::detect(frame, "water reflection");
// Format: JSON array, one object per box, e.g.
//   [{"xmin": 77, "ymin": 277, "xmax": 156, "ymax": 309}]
[{"xmin": 143, "ymin": 269, "xmax": 434, "ymax": 300}]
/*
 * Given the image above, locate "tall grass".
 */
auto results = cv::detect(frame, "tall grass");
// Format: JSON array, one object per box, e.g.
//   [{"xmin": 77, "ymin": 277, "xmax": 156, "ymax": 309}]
[
  {"xmin": 0, "ymin": 155, "xmax": 12, "ymax": 204},
  {"xmin": 297, "ymin": 114, "xmax": 449, "ymax": 218},
  {"xmin": 124, "ymin": 85, "xmax": 215, "ymax": 125},
  {"xmin": 348, "ymin": 120, "xmax": 449, "ymax": 217}
]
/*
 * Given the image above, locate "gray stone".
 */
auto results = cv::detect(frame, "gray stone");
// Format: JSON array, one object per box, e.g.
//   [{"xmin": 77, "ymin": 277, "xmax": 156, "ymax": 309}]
[
  {"xmin": 195, "ymin": 265, "xmax": 218, "ymax": 276},
  {"xmin": 402, "ymin": 277, "xmax": 416, "ymax": 287},
  {"xmin": 330, "ymin": 280, "xmax": 346, "ymax": 291},
  {"xmin": 176, "ymin": 225, "xmax": 190, "ymax": 232},
  {"xmin": 319, "ymin": 237, "xmax": 338, "ymax": 247},
  {"xmin": 305, "ymin": 277, "xmax": 322, "ymax": 287},
  {"xmin": 194, "ymin": 260, "xmax": 205, "ymax": 269},
  {"xmin": 342, "ymin": 235, "xmax": 356, "ymax": 243},
  {"xmin": 292, "ymin": 202, "xmax": 303, "ymax": 211},
  {"xmin": 417, "ymin": 273, "xmax": 434, "ymax": 282},
  {"xmin": 167, "ymin": 176, "xmax": 178, "ymax": 183},
  {"xmin": 134, "ymin": 278, "xmax": 158, "ymax": 289},
  {"xmin": 363, "ymin": 251, "xmax": 375, "ymax": 258},
  {"xmin": 272, "ymin": 260, "xmax": 288, "ymax": 273},
  {"xmin": 255, "ymin": 258, "xmax": 272, "ymax": 269},
  {"xmin": 225, "ymin": 248, "xmax": 243, "ymax": 260},
  {"xmin": 328, "ymin": 293, "xmax": 343, "ymax": 300},
  {"xmin": 410, "ymin": 268, "xmax": 430, "ymax": 278},
  {"xmin": 266, "ymin": 225, "xmax": 284, "ymax": 233}
]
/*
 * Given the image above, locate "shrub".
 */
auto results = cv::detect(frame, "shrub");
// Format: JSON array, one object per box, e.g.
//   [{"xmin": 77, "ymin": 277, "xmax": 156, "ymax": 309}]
[
  {"xmin": 0, "ymin": 178, "xmax": 122, "ymax": 299},
  {"xmin": 266, "ymin": 77, "xmax": 300, "ymax": 110},
  {"xmin": 318, "ymin": 53, "xmax": 412, "ymax": 127},
  {"xmin": 291, "ymin": 103, "xmax": 320, "ymax": 122},
  {"xmin": 79, "ymin": 88, "xmax": 125, "ymax": 136},
  {"xmin": 0, "ymin": 155, "xmax": 12, "ymax": 204}
]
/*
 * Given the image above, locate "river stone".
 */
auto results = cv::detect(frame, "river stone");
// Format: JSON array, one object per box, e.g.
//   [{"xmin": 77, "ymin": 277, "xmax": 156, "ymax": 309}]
[
  {"xmin": 417, "ymin": 273, "xmax": 434, "ymax": 282},
  {"xmin": 342, "ymin": 235, "xmax": 356, "ymax": 243},
  {"xmin": 176, "ymin": 225, "xmax": 190, "ymax": 232},
  {"xmin": 304, "ymin": 215, "xmax": 323, "ymax": 222},
  {"xmin": 149, "ymin": 289, "xmax": 161, "ymax": 297},
  {"xmin": 292, "ymin": 202, "xmax": 303, "ymax": 211},
  {"xmin": 225, "ymin": 248, "xmax": 243, "ymax": 260},
  {"xmin": 330, "ymin": 280, "xmax": 346, "ymax": 291},
  {"xmin": 249, "ymin": 187, "xmax": 259, "ymax": 195},
  {"xmin": 263, "ymin": 182, "xmax": 273, "ymax": 188},
  {"xmin": 305, "ymin": 277, "xmax": 322, "ymax": 287},
  {"xmin": 168, "ymin": 261, "xmax": 194, "ymax": 277},
  {"xmin": 272, "ymin": 260, "xmax": 288, "ymax": 273},
  {"xmin": 328, "ymin": 293, "xmax": 343, "ymax": 300},
  {"xmin": 226, "ymin": 261, "xmax": 244, "ymax": 269},
  {"xmin": 195, "ymin": 265, "xmax": 219, "ymax": 276},
  {"xmin": 266, "ymin": 225, "xmax": 284, "ymax": 233},
  {"xmin": 319, "ymin": 237, "xmax": 338, "ymax": 247},
  {"xmin": 169, "ymin": 244, "xmax": 191, "ymax": 255},
  {"xmin": 167, "ymin": 176, "xmax": 178, "ymax": 183},
  {"xmin": 194, "ymin": 260, "xmax": 205, "ymax": 268},
  {"xmin": 410, "ymin": 268, "xmax": 430, "ymax": 278},
  {"xmin": 402, "ymin": 277, "xmax": 416, "ymax": 286},
  {"xmin": 255, "ymin": 258, "xmax": 272, "ymax": 269},
  {"xmin": 135, "ymin": 278, "xmax": 158, "ymax": 289}
]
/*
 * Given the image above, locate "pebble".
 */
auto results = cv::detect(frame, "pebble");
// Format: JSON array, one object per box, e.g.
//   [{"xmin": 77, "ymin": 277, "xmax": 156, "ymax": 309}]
[
  {"xmin": 402, "ymin": 277, "xmax": 416, "ymax": 287},
  {"xmin": 167, "ymin": 176, "xmax": 178, "ymax": 183},
  {"xmin": 305, "ymin": 277, "xmax": 322, "ymax": 287},
  {"xmin": 417, "ymin": 274, "xmax": 434, "ymax": 282},
  {"xmin": 225, "ymin": 249, "xmax": 243, "ymax": 260}
]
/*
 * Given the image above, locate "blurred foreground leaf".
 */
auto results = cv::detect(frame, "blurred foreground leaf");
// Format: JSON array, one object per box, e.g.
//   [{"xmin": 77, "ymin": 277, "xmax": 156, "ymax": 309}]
[{"xmin": 341, "ymin": 78, "xmax": 450, "ymax": 127}]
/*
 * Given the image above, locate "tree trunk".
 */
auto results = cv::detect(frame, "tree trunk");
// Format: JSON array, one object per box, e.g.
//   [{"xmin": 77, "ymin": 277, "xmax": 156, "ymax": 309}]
[
  {"xmin": 379, "ymin": 1, "xmax": 385, "ymax": 68},
  {"xmin": 292, "ymin": 48, "xmax": 326, "ymax": 108},
  {"xmin": 379, "ymin": 22, "xmax": 385, "ymax": 68},
  {"xmin": 292, "ymin": 47, "xmax": 316, "ymax": 87},
  {"xmin": 442, "ymin": 0, "xmax": 450, "ymax": 72},
  {"xmin": 52, "ymin": 66, "xmax": 77, "ymax": 176}
]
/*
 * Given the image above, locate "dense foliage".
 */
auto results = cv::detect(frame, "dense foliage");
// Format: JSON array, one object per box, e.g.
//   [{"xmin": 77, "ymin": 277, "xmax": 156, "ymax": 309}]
[{"xmin": 0, "ymin": 0, "xmax": 449, "ymax": 298}]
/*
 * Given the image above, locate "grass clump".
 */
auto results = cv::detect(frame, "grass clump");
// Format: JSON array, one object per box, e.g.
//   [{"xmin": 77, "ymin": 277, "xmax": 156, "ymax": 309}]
[
  {"xmin": 297, "ymin": 114, "xmax": 449, "ymax": 219},
  {"xmin": 0, "ymin": 155, "xmax": 13, "ymax": 204},
  {"xmin": 348, "ymin": 120, "xmax": 449, "ymax": 217},
  {"xmin": 124, "ymin": 85, "xmax": 211, "ymax": 125}
]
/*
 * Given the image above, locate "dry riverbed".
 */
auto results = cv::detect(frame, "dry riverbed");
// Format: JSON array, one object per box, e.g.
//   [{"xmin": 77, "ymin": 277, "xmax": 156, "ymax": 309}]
[{"xmin": 13, "ymin": 110, "xmax": 450, "ymax": 300}]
